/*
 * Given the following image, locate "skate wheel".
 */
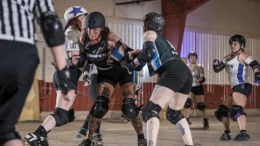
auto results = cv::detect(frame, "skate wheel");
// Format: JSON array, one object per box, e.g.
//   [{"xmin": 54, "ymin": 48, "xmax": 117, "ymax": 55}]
[
  {"xmin": 92, "ymin": 141, "xmax": 103, "ymax": 146},
  {"xmin": 76, "ymin": 134, "xmax": 82, "ymax": 139}
]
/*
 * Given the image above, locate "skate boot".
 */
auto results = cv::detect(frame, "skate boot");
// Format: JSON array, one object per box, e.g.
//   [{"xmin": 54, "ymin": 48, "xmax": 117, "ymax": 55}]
[
  {"xmin": 203, "ymin": 118, "xmax": 209, "ymax": 129},
  {"xmin": 24, "ymin": 132, "xmax": 49, "ymax": 146},
  {"xmin": 138, "ymin": 138, "xmax": 147, "ymax": 146},
  {"xmin": 92, "ymin": 133, "xmax": 103, "ymax": 146},
  {"xmin": 77, "ymin": 127, "xmax": 87, "ymax": 139},
  {"xmin": 219, "ymin": 133, "xmax": 231, "ymax": 141},
  {"xmin": 234, "ymin": 131, "xmax": 250, "ymax": 141},
  {"xmin": 78, "ymin": 139, "xmax": 92, "ymax": 146},
  {"xmin": 186, "ymin": 118, "xmax": 192, "ymax": 125}
]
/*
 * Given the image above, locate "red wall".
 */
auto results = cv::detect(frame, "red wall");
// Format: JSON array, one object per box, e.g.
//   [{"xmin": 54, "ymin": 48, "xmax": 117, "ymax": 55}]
[{"xmin": 39, "ymin": 80, "xmax": 260, "ymax": 112}]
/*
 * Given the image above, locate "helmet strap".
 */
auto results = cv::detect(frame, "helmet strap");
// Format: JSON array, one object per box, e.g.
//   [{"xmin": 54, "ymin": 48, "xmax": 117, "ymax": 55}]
[{"xmin": 232, "ymin": 48, "xmax": 241, "ymax": 54}]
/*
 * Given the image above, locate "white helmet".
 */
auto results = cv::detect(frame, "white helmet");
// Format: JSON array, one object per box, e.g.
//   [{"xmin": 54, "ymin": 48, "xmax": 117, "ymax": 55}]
[{"xmin": 64, "ymin": 6, "xmax": 88, "ymax": 23}]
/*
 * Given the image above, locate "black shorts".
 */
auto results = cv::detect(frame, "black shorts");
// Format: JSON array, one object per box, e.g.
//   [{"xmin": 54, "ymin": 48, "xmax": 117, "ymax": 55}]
[
  {"xmin": 232, "ymin": 83, "xmax": 252, "ymax": 98},
  {"xmin": 191, "ymin": 85, "xmax": 204, "ymax": 95},
  {"xmin": 97, "ymin": 66, "xmax": 133, "ymax": 87},
  {"xmin": 53, "ymin": 67, "xmax": 82, "ymax": 92},
  {"xmin": 157, "ymin": 59, "xmax": 193, "ymax": 94},
  {"xmin": 0, "ymin": 40, "xmax": 39, "ymax": 134}
]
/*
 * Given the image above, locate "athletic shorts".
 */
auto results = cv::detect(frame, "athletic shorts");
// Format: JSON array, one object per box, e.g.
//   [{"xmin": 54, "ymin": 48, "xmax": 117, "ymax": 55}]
[
  {"xmin": 231, "ymin": 83, "xmax": 252, "ymax": 98},
  {"xmin": 97, "ymin": 66, "xmax": 133, "ymax": 87},
  {"xmin": 157, "ymin": 59, "xmax": 193, "ymax": 94},
  {"xmin": 191, "ymin": 85, "xmax": 204, "ymax": 95}
]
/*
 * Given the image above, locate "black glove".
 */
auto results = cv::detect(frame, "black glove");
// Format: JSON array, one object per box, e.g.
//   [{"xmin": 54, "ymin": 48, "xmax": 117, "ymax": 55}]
[
  {"xmin": 198, "ymin": 77, "xmax": 206, "ymax": 84},
  {"xmin": 254, "ymin": 72, "xmax": 260, "ymax": 84},
  {"xmin": 213, "ymin": 59, "xmax": 224, "ymax": 73},
  {"xmin": 83, "ymin": 74, "xmax": 90, "ymax": 84},
  {"xmin": 56, "ymin": 66, "xmax": 76, "ymax": 95},
  {"xmin": 125, "ymin": 61, "xmax": 136, "ymax": 73}
]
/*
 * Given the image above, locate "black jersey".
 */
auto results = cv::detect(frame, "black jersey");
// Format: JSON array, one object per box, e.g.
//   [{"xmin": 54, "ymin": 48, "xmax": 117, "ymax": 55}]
[
  {"xmin": 147, "ymin": 31, "xmax": 181, "ymax": 76},
  {"xmin": 84, "ymin": 36, "xmax": 112, "ymax": 69}
]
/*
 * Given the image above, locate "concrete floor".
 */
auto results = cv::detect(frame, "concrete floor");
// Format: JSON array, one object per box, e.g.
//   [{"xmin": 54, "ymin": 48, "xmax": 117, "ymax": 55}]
[{"xmin": 18, "ymin": 116, "xmax": 260, "ymax": 146}]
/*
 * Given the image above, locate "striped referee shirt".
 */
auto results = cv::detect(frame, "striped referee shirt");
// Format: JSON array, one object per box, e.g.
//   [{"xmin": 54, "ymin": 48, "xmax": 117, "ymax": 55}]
[{"xmin": 0, "ymin": 0, "xmax": 55, "ymax": 45}]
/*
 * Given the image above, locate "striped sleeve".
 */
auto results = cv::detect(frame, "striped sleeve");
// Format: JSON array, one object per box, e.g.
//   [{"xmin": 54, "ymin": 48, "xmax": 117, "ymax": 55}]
[{"xmin": 34, "ymin": 0, "xmax": 55, "ymax": 20}]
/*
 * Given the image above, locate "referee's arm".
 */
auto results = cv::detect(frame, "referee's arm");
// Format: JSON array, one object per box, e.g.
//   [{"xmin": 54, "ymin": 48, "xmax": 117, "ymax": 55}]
[{"xmin": 34, "ymin": 0, "xmax": 67, "ymax": 70}]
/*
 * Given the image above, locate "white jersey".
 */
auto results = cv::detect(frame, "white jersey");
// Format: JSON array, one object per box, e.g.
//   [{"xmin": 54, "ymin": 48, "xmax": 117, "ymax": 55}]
[
  {"xmin": 225, "ymin": 55, "xmax": 250, "ymax": 88},
  {"xmin": 64, "ymin": 25, "xmax": 83, "ymax": 53},
  {"xmin": 187, "ymin": 64, "xmax": 201, "ymax": 87}
]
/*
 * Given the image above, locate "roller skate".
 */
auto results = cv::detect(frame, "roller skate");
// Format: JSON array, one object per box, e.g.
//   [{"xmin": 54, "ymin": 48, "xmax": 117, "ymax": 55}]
[
  {"xmin": 78, "ymin": 139, "xmax": 92, "ymax": 146},
  {"xmin": 138, "ymin": 138, "xmax": 147, "ymax": 146},
  {"xmin": 92, "ymin": 133, "xmax": 103, "ymax": 146},
  {"xmin": 219, "ymin": 133, "xmax": 231, "ymax": 141},
  {"xmin": 76, "ymin": 127, "xmax": 87, "ymax": 139},
  {"xmin": 234, "ymin": 131, "xmax": 250, "ymax": 141}
]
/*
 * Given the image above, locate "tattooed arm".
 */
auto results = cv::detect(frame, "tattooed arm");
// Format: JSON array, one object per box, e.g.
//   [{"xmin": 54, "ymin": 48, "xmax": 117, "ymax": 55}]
[{"xmin": 107, "ymin": 31, "xmax": 134, "ymax": 62}]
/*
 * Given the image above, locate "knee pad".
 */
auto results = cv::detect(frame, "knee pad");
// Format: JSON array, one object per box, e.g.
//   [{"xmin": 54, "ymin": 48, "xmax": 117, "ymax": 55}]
[
  {"xmin": 0, "ymin": 131, "xmax": 21, "ymax": 145},
  {"xmin": 68, "ymin": 108, "xmax": 75, "ymax": 122},
  {"xmin": 90, "ymin": 96, "xmax": 109, "ymax": 119},
  {"xmin": 214, "ymin": 104, "xmax": 230, "ymax": 121},
  {"xmin": 122, "ymin": 98, "xmax": 139, "ymax": 120},
  {"xmin": 184, "ymin": 98, "xmax": 192, "ymax": 109},
  {"xmin": 197, "ymin": 102, "xmax": 206, "ymax": 111},
  {"xmin": 229, "ymin": 105, "xmax": 246, "ymax": 121},
  {"xmin": 166, "ymin": 107, "xmax": 184, "ymax": 125},
  {"xmin": 141, "ymin": 101, "xmax": 162, "ymax": 122},
  {"xmin": 51, "ymin": 108, "xmax": 69, "ymax": 127}
]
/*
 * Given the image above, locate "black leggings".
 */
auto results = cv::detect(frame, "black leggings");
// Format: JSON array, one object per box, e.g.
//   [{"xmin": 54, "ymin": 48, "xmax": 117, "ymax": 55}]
[{"xmin": 0, "ymin": 41, "xmax": 39, "ymax": 135}]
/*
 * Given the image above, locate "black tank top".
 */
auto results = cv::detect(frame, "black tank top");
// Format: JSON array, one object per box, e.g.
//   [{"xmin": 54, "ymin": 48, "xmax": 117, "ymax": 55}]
[
  {"xmin": 147, "ymin": 31, "xmax": 181, "ymax": 76},
  {"xmin": 83, "ymin": 35, "xmax": 111, "ymax": 69}
]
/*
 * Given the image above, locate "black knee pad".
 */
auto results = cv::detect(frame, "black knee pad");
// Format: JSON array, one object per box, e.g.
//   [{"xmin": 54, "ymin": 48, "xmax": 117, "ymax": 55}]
[
  {"xmin": 141, "ymin": 101, "xmax": 162, "ymax": 122},
  {"xmin": 122, "ymin": 98, "xmax": 139, "ymax": 120},
  {"xmin": 0, "ymin": 131, "xmax": 21, "ymax": 145},
  {"xmin": 51, "ymin": 108, "xmax": 69, "ymax": 127},
  {"xmin": 166, "ymin": 107, "xmax": 184, "ymax": 125},
  {"xmin": 90, "ymin": 96, "xmax": 109, "ymax": 119},
  {"xmin": 214, "ymin": 104, "xmax": 230, "ymax": 121},
  {"xmin": 229, "ymin": 105, "xmax": 246, "ymax": 121},
  {"xmin": 197, "ymin": 102, "xmax": 206, "ymax": 111},
  {"xmin": 68, "ymin": 108, "xmax": 75, "ymax": 122},
  {"xmin": 184, "ymin": 98, "xmax": 192, "ymax": 109}
]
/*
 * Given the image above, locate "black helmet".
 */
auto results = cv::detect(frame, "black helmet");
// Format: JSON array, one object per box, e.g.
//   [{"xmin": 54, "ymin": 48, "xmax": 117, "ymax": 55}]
[
  {"xmin": 86, "ymin": 11, "xmax": 105, "ymax": 28},
  {"xmin": 143, "ymin": 12, "xmax": 165, "ymax": 32},
  {"xmin": 188, "ymin": 51, "xmax": 197, "ymax": 59},
  {"xmin": 229, "ymin": 34, "xmax": 246, "ymax": 49}
]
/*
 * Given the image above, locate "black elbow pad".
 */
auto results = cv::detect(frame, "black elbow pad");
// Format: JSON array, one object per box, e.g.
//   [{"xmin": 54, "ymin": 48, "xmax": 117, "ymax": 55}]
[
  {"xmin": 249, "ymin": 60, "xmax": 260, "ymax": 70},
  {"xmin": 137, "ymin": 41, "xmax": 155, "ymax": 65},
  {"xmin": 41, "ymin": 12, "xmax": 65, "ymax": 47}
]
